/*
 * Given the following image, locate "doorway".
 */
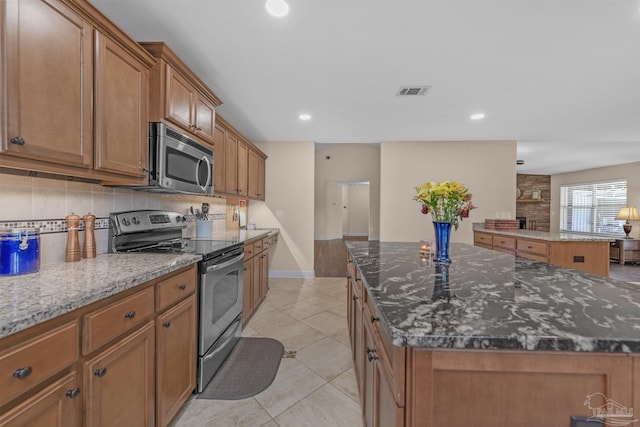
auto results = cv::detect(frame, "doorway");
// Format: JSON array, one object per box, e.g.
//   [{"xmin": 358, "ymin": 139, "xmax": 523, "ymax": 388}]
[{"xmin": 315, "ymin": 181, "xmax": 370, "ymax": 277}]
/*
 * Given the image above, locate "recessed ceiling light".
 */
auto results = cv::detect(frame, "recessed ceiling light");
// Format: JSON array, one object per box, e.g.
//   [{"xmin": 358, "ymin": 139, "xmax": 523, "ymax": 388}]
[
  {"xmin": 265, "ymin": 0, "xmax": 289, "ymax": 17},
  {"xmin": 470, "ymin": 113, "xmax": 485, "ymax": 120},
  {"xmin": 299, "ymin": 113, "xmax": 311, "ymax": 121}
]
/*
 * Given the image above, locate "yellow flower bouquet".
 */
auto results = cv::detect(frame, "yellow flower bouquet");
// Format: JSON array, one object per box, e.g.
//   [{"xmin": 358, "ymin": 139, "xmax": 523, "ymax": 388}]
[{"xmin": 414, "ymin": 180, "xmax": 475, "ymax": 230}]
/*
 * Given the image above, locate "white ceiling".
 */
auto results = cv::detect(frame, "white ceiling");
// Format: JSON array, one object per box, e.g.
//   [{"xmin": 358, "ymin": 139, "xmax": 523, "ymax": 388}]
[{"xmin": 91, "ymin": 0, "xmax": 640, "ymax": 175}]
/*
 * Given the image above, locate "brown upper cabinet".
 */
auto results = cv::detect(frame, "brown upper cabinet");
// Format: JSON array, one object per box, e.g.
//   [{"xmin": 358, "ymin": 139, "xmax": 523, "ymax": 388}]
[
  {"xmin": 0, "ymin": 0, "xmax": 155, "ymax": 184},
  {"xmin": 214, "ymin": 115, "xmax": 267, "ymax": 200},
  {"xmin": 139, "ymin": 42, "xmax": 222, "ymax": 147}
]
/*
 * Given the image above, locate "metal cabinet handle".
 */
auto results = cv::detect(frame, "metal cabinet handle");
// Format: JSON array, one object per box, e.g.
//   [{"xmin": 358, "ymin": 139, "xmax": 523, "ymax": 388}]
[
  {"xmin": 352, "ymin": 295, "xmax": 358, "ymax": 301},
  {"xmin": 367, "ymin": 352, "xmax": 379, "ymax": 362},
  {"xmin": 124, "ymin": 311, "xmax": 136, "ymax": 319},
  {"xmin": 13, "ymin": 366, "xmax": 32, "ymax": 379},
  {"xmin": 371, "ymin": 315, "xmax": 380, "ymax": 323},
  {"xmin": 178, "ymin": 284, "xmax": 186, "ymax": 290},
  {"xmin": 66, "ymin": 387, "xmax": 81, "ymax": 399},
  {"xmin": 94, "ymin": 367, "xmax": 107, "ymax": 377},
  {"xmin": 163, "ymin": 321, "xmax": 171, "ymax": 328},
  {"xmin": 10, "ymin": 136, "xmax": 25, "ymax": 145},
  {"xmin": 365, "ymin": 346, "xmax": 372, "ymax": 354}
]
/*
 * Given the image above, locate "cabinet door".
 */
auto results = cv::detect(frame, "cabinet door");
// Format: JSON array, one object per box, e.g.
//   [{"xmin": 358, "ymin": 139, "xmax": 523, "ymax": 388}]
[
  {"xmin": 224, "ymin": 133, "xmax": 238, "ymax": 194},
  {"xmin": 165, "ymin": 65, "xmax": 195, "ymax": 133},
  {"xmin": 252, "ymin": 255, "xmax": 261, "ymax": 308},
  {"xmin": 260, "ymin": 252, "xmax": 269, "ymax": 299},
  {"xmin": 236, "ymin": 139, "xmax": 249, "ymax": 197},
  {"xmin": 363, "ymin": 317, "xmax": 376, "ymax": 427},
  {"xmin": 354, "ymin": 291, "xmax": 365, "ymax": 399},
  {"xmin": 84, "ymin": 322, "xmax": 155, "ymax": 427},
  {"xmin": 375, "ymin": 364, "xmax": 404, "ymax": 427},
  {"xmin": 0, "ymin": 372, "xmax": 81, "ymax": 427},
  {"xmin": 94, "ymin": 31, "xmax": 148, "ymax": 178},
  {"xmin": 242, "ymin": 260, "xmax": 253, "ymax": 325},
  {"xmin": 194, "ymin": 94, "xmax": 216, "ymax": 145},
  {"xmin": 257, "ymin": 156, "xmax": 266, "ymax": 200},
  {"xmin": 213, "ymin": 124, "xmax": 226, "ymax": 194},
  {"xmin": 248, "ymin": 149, "xmax": 260, "ymax": 199},
  {"xmin": 2, "ymin": 0, "xmax": 93, "ymax": 168},
  {"xmin": 156, "ymin": 295, "xmax": 197, "ymax": 427}
]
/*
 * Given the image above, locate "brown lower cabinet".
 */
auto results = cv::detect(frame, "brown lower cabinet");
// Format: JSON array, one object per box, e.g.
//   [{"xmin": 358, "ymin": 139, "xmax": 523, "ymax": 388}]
[
  {"xmin": 347, "ymin": 254, "xmax": 640, "ymax": 427},
  {"xmin": 0, "ymin": 264, "xmax": 198, "ymax": 427},
  {"xmin": 242, "ymin": 236, "xmax": 275, "ymax": 325}
]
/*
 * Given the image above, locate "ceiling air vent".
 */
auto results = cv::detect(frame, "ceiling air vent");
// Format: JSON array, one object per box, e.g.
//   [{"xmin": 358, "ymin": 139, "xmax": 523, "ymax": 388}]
[{"xmin": 396, "ymin": 86, "xmax": 431, "ymax": 97}]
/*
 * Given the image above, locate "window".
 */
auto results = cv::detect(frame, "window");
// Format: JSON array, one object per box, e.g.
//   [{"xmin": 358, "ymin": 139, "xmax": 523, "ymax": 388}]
[{"xmin": 560, "ymin": 180, "xmax": 627, "ymax": 234}]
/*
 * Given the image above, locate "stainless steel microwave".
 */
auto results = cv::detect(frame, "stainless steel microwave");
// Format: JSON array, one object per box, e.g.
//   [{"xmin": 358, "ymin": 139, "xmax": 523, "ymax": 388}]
[{"xmin": 135, "ymin": 122, "xmax": 214, "ymax": 195}]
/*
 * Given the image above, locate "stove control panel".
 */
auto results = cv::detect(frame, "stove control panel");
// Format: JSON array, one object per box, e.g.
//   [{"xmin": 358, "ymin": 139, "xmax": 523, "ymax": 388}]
[{"xmin": 109, "ymin": 210, "xmax": 187, "ymax": 235}]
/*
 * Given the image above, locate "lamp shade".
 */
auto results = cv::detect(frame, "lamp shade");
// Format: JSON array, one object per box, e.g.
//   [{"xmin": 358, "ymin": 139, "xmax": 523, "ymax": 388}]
[{"xmin": 615, "ymin": 207, "xmax": 640, "ymax": 221}]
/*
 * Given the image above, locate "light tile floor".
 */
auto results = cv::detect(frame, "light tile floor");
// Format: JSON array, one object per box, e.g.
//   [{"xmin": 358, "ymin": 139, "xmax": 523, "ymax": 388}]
[{"xmin": 170, "ymin": 277, "xmax": 363, "ymax": 427}]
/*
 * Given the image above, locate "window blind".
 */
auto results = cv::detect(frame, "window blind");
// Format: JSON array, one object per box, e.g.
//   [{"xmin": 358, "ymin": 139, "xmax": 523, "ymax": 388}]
[{"xmin": 560, "ymin": 180, "xmax": 627, "ymax": 234}]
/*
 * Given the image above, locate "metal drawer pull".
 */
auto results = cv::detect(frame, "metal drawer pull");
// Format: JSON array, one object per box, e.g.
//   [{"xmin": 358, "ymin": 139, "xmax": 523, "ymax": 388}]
[
  {"xmin": 66, "ymin": 387, "xmax": 81, "ymax": 399},
  {"xmin": 371, "ymin": 315, "xmax": 380, "ymax": 323},
  {"xmin": 163, "ymin": 321, "xmax": 171, "ymax": 328},
  {"xmin": 13, "ymin": 366, "xmax": 32, "ymax": 379},
  {"xmin": 367, "ymin": 352, "xmax": 379, "ymax": 362},
  {"xmin": 178, "ymin": 284, "xmax": 186, "ymax": 290},
  {"xmin": 94, "ymin": 367, "xmax": 107, "ymax": 377},
  {"xmin": 10, "ymin": 136, "xmax": 25, "ymax": 145},
  {"xmin": 124, "ymin": 311, "xmax": 136, "ymax": 319},
  {"xmin": 352, "ymin": 295, "xmax": 358, "ymax": 301},
  {"xmin": 365, "ymin": 346, "xmax": 372, "ymax": 354}
]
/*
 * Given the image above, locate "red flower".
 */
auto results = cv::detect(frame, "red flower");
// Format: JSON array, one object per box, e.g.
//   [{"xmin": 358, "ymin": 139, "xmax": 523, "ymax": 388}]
[
  {"xmin": 461, "ymin": 209, "xmax": 469, "ymax": 218},
  {"xmin": 421, "ymin": 205, "xmax": 429, "ymax": 215}
]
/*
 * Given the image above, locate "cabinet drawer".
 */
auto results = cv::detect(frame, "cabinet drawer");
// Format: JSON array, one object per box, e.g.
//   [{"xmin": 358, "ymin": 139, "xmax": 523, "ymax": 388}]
[
  {"xmin": 83, "ymin": 287, "xmax": 154, "ymax": 355},
  {"xmin": 492, "ymin": 235, "xmax": 516, "ymax": 252},
  {"xmin": 0, "ymin": 321, "xmax": 79, "ymax": 408},
  {"xmin": 156, "ymin": 267, "xmax": 197, "ymax": 312},
  {"xmin": 517, "ymin": 239, "xmax": 548, "ymax": 257},
  {"xmin": 244, "ymin": 242, "xmax": 254, "ymax": 259},
  {"xmin": 474, "ymin": 232, "xmax": 493, "ymax": 248},
  {"xmin": 253, "ymin": 239, "xmax": 263, "ymax": 253}
]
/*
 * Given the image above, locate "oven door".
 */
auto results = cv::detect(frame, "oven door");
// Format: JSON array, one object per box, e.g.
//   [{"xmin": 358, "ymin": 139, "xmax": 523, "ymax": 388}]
[
  {"xmin": 199, "ymin": 250, "xmax": 244, "ymax": 355},
  {"xmin": 152, "ymin": 123, "xmax": 214, "ymax": 195}
]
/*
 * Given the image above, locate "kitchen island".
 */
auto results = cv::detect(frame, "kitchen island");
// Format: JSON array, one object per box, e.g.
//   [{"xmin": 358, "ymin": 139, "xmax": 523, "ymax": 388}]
[
  {"xmin": 473, "ymin": 224, "xmax": 613, "ymax": 277},
  {"xmin": 346, "ymin": 241, "xmax": 640, "ymax": 427}
]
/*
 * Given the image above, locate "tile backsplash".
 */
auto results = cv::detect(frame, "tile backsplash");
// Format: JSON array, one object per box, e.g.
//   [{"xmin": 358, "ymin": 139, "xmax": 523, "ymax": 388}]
[{"xmin": 0, "ymin": 172, "xmax": 227, "ymax": 265}]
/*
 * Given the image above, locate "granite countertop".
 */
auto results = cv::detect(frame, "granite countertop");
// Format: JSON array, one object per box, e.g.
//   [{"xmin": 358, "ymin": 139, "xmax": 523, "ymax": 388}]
[
  {"xmin": 473, "ymin": 224, "xmax": 615, "ymax": 242},
  {"xmin": 346, "ymin": 241, "xmax": 640, "ymax": 353},
  {"xmin": 0, "ymin": 253, "xmax": 201, "ymax": 340},
  {"xmin": 191, "ymin": 228, "xmax": 279, "ymax": 244}
]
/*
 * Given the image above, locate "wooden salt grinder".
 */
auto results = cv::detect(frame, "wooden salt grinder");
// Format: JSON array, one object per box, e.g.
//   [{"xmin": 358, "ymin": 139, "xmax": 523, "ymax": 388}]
[
  {"xmin": 65, "ymin": 214, "xmax": 81, "ymax": 262},
  {"xmin": 82, "ymin": 214, "xmax": 96, "ymax": 258}
]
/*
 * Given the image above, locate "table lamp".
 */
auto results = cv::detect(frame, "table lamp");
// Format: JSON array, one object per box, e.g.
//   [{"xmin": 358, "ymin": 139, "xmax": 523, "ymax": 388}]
[{"xmin": 615, "ymin": 207, "xmax": 640, "ymax": 238}]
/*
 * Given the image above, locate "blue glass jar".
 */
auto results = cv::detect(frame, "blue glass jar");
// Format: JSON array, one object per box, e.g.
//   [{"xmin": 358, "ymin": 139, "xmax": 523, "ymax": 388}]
[
  {"xmin": 432, "ymin": 221, "xmax": 452, "ymax": 264},
  {"xmin": 0, "ymin": 228, "xmax": 40, "ymax": 276}
]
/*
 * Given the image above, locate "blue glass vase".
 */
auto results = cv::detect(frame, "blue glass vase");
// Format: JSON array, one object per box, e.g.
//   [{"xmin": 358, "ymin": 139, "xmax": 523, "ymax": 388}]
[{"xmin": 433, "ymin": 221, "xmax": 452, "ymax": 264}]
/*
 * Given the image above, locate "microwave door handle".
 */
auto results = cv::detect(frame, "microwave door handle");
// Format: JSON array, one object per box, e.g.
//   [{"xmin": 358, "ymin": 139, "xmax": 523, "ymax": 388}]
[{"xmin": 196, "ymin": 156, "xmax": 212, "ymax": 191}]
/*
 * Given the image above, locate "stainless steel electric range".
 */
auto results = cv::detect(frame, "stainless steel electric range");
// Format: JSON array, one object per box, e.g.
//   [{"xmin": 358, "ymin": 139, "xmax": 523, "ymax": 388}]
[{"xmin": 108, "ymin": 210, "xmax": 244, "ymax": 392}]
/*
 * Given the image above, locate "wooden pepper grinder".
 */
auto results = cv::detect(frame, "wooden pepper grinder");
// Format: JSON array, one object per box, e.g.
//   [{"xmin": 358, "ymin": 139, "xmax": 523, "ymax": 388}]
[
  {"xmin": 65, "ymin": 214, "xmax": 81, "ymax": 262},
  {"xmin": 82, "ymin": 213, "xmax": 96, "ymax": 259}
]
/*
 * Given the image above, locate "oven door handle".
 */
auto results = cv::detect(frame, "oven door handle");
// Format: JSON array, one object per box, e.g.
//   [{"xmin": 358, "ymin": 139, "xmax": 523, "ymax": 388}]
[{"xmin": 205, "ymin": 253, "xmax": 244, "ymax": 272}]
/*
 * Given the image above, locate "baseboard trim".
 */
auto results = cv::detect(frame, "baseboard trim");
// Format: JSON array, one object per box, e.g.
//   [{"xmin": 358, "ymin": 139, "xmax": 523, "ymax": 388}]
[
  {"xmin": 269, "ymin": 270, "xmax": 316, "ymax": 279},
  {"xmin": 314, "ymin": 235, "xmax": 343, "ymax": 241}
]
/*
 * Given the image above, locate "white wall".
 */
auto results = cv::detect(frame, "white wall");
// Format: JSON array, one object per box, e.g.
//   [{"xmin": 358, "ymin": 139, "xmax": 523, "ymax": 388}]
[
  {"xmin": 346, "ymin": 184, "xmax": 369, "ymax": 236},
  {"xmin": 380, "ymin": 140, "xmax": 517, "ymax": 243},
  {"xmin": 550, "ymin": 161, "xmax": 640, "ymax": 234},
  {"xmin": 248, "ymin": 141, "xmax": 315, "ymax": 278},
  {"xmin": 315, "ymin": 144, "xmax": 380, "ymax": 240}
]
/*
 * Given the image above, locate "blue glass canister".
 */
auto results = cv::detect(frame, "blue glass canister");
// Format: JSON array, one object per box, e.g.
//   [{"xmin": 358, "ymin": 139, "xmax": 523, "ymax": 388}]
[{"xmin": 0, "ymin": 228, "xmax": 41, "ymax": 275}]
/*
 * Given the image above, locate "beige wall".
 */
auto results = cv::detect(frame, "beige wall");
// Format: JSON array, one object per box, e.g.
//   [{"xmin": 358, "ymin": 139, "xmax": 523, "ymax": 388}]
[
  {"xmin": 249, "ymin": 141, "xmax": 316, "ymax": 278},
  {"xmin": 315, "ymin": 144, "xmax": 380, "ymax": 240},
  {"xmin": 550, "ymin": 161, "xmax": 640, "ymax": 234},
  {"xmin": 380, "ymin": 141, "xmax": 517, "ymax": 243}
]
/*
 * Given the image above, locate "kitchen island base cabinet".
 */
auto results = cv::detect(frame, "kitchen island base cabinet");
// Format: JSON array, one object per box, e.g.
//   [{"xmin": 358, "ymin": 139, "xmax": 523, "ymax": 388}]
[
  {"xmin": 84, "ymin": 321, "xmax": 155, "ymax": 427},
  {"xmin": 406, "ymin": 349, "xmax": 634, "ymax": 427}
]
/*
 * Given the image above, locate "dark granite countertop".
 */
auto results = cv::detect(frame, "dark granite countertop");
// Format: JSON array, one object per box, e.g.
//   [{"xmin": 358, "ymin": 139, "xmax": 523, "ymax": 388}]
[{"xmin": 346, "ymin": 241, "xmax": 640, "ymax": 353}]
